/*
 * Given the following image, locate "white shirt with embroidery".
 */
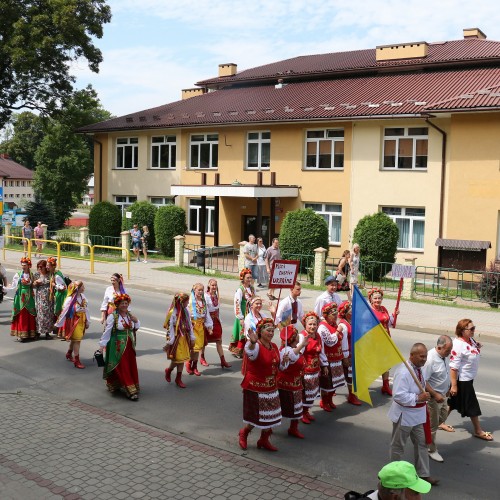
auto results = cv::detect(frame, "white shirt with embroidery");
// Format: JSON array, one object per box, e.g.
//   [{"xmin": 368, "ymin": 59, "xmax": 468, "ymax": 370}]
[
  {"xmin": 449, "ymin": 337, "xmax": 480, "ymax": 381},
  {"xmin": 99, "ymin": 313, "xmax": 140, "ymax": 347}
]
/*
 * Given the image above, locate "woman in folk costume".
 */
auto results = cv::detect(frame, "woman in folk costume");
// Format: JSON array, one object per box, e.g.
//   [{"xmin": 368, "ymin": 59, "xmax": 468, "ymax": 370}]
[
  {"xmin": 56, "ymin": 281, "xmax": 90, "ymax": 369},
  {"xmin": 368, "ymin": 287, "xmax": 399, "ymax": 396},
  {"xmin": 244, "ymin": 296, "xmax": 266, "ymax": 339},
  {"xmin": 277, "ymin": 325, "xmax": 309, "ymax": 439},
  {"xmin": 99, "ymin": 293, "xmax": 141, "ymax": 400},
  {"xmin": 230, "ymin": 268, "xmax": 255, "ymax": 358},
  {"xmin": 202, "ymin": 279, "xmax": 231, "ymax": 369},
  {"xmin": 185, "ymin": 283, "xmax": 213, "ymax": 376},
  {"xmin": 46, "ymin": 256, "xmax": 67, "ymax": 338},
  {"xmin": 238, "ymin": 318, "xmax": 281, "ymax": 452},
  {"xmin": 337, "ymin": 300, "xmax": 362, "ymax": 406},
  {"xmin": 164, "ymin": 293, "xmax": 195, "ymax": 389},
  {"xmin": 300, "ymin": 311, "xmax": 328, "ymax": 424},
  {"xmin": 318, "ymin": 302, "xmax": 347, "ymax": 412},
  {"xmin": 100, "ymin": 273, "xmax": 126, "ymax": 324},
  {"xmin": 10, "ymin": 257, "xmax": 37, "ymax": 342}
]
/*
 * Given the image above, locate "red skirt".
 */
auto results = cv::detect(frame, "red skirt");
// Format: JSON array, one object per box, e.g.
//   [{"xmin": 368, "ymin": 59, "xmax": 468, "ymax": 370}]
[
  {"xmin": 106, "ymin": 338, "xmax": 140, "ymax": 396},
  {"xmin": 243, "ymin": 389, "xmax": 282, "ymax": 429},
  {"xmin": 11, "ymin": 309, "xmax": 37, "ymax": 339},
  {"xmin": 279, "ymin": 388, "xmax": 303, "ymax": 419},
  {"xmin": 205, "ymin": 311, "xmax": 222, "ymax": 343}
]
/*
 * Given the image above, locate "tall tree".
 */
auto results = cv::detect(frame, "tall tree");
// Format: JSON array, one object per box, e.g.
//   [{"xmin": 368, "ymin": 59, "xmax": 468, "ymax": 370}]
[{"xmin": 0, "ymin": 0, "xmax": 111, "ymax": 128}]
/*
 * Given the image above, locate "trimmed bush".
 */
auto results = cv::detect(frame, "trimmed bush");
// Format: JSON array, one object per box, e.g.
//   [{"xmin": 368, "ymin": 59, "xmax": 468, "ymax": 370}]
[
  {"xmin": 352, "ymin": 212, "xmax": 399, "ymax": 281},
  {"xmin": 154, "ymin": 205, "xmax": 187, "ymax": 257},
  {"xmin": 122, "ymin": 201, "xmax": 158, "ymax": 249},
  {"xmin": 88, "ymin": 201, "xmax": 122, "ymax": 238},
  {"xmin": 279, "ymin": 208, "xmax": 329, "ymax": 270},
  {"xmin": 476, "ymin": 261, "xmax": 500, "ymax": 308}
]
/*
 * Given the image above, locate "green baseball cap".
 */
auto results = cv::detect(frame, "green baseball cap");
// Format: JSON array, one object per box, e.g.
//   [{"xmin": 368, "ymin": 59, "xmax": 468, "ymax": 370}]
[{"xmin": 378, "ymin": 461, "xmax": 431, "ymax": 494}]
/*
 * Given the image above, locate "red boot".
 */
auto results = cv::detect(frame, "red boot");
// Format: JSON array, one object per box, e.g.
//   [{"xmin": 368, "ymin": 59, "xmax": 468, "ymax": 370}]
[
  {"xmin": 301, "ymin": 408, "xmax": 312, "ymax": 424},
  {"xmin": 65, "ymin": 350, "xmax": 74, "ymax": 362},
  {"xmin": 200, "ymin": 354, "xmax": 209, "ymax": 367},
  {"xmin": 347, "ymin": 391, "xmax": 362, "ymax": 406},
  {"xmin": 165, "ymin": 367, "xmax": 173, "ymax": 383},
  {"xmin": 381, "ymin": 379, "xmax": 392, "ymax": 396},
  {"xmin": 73, "ymin": 355, "xmax": 85, "ymax": 369},
  {"xmin": 257, "ymin": 429, "xmax": 278, "ymax": 451},
  {"xmin": 288, "ymin": 419, "xmax": 304, "ymax": 439},
  {"xmin": 320, "ymin": 394, "xmax": 332, "ymax": 412},
  {"xmin": 327, "ymin": 392, "xmax": 337, "ymax": 410},
  {"xmin": 220, "ymin": 356, "xmax": 232, "ymax": 369},
  {"xmin": 185, "ymin": 360, "xmax": 194, "ymax": 375},
  {"xmin": 192, "ymin": 361, "xmax": 201, "ymax": 376},
  {"xmin": 238, "ymin": 427, "xmax": 251, "ymax": 450},
  {"xmin": 175, "ymin": 372, "xmax": 186, "ymax": 388}
]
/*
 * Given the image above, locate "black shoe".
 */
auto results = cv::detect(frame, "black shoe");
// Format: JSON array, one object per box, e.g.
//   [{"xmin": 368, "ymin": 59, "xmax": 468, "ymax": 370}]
[{"xmin": 420, "ymin": 476, "xmax": 439, "ymax": 486}]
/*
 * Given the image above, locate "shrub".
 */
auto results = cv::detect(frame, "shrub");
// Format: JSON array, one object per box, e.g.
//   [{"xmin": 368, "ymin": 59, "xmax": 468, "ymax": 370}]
[
  {"xmin": 476, "ymin": 261, "xmax": 500, "ymax": 308},
  {"xmin": 154, "ymin": 205, "xmax": 187, "ymax": 257},
  {"xmin": 88, "ymin": 201, "xmax": 122, "ymax": 238},
  {"xmin": 24, "ymin": 197, "xmax": 60, "ymax": 230},
  {"xmin": 122, "ymin": 201, "xmax": 158, "ymax": 249},
  {"xmin": 352, "ymin": 212, "xmax": 399, "ymax": 281},
  {"xmin": 279, "ymin": 208, "xmax": 329, "ymax": 270}
]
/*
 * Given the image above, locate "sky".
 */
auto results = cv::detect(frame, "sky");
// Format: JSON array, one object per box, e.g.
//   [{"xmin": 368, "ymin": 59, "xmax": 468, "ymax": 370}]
[{"xmin": 73, "ymin": 0, "xmax": 500, "ymax": 119}]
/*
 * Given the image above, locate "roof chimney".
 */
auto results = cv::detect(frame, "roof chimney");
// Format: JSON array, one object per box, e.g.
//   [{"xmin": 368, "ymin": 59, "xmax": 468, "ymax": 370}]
[
  {"xmin": 463, "ymin": 28, "xmax": 486, "ymax": 39},
  {"xmin": 218, "ymin": 63, "xmax": 237, "ymax": 77},
  {"xmin": 181, "ymin": 88, "xmax": 206, "ymax": 100},
  {"xmin": 376, "ymin": 41, "xmax": 428, "ymax": 61}
]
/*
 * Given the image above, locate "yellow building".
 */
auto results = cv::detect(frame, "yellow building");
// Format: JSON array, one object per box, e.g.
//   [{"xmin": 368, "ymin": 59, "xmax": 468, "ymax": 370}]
[{"xmin": 80, "ymin": 27, "xmax": 500, "ymax": 269}]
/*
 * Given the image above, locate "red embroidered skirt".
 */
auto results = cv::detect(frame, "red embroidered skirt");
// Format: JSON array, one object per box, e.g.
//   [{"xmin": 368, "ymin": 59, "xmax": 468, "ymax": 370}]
[
  {"xmin": 106, "ymin": 338, "xmax": 140, "ymax": 396},
  {"xmin": 243, "ymin": 389, "xmax": 282, "ymax": 429},
  {"xmin": 11, "ymin": 309, "xmax": 37, "ymax": 339},
  {"xmin": 279, "ymin": 388, "xmax": 303, "ymax": 419},
  {"xmin": 205, "ymin": 312, "xmax": 222, "ymax": 343}
]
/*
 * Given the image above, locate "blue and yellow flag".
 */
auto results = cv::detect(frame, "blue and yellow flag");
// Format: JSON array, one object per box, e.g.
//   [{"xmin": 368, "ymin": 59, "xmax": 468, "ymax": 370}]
[{"xmin": 351, "ymin": 286, "xmax": 405, "ymax": 406}]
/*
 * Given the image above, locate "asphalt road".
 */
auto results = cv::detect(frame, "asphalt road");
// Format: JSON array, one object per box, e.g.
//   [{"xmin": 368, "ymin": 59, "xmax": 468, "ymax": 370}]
[{"xmin": 1, "ymin": 281, "xmax": 499, "ymax": 499}]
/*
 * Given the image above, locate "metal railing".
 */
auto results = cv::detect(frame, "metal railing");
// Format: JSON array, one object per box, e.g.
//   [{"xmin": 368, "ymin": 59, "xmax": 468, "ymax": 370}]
[
  {"xmin": 358, "ymin": 260, "xmax": 402, "ymax": 292},
  {"xmin": 184, "ymin": 244, "xmax": 240, "ymax": 274},
  {"xmin": 281, "ymin": 253, "xmax": 315, "ymax": 283}
]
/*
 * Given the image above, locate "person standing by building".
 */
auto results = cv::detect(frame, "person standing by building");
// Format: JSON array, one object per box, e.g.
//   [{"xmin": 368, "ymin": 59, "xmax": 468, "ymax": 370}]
[
  {"xmin": 256, "ymin": 237, "xmax": 268, "ymax": 287},
  {"xmin": 265, "ymin": 238, "xmax": 281, "ymax": 300},
  {"xmin": 349, "ymin": 243, "xmax": 361, "ymax": 294},
  {"xmin": 141, "ymin": 225, "xmax": 150, "ymax": 263},
  {"xmin": 388, "ymin": 343, "xmax": 439, "ymax": 486},
  {"xmin": 34, "ymin": 221, "xmax": 44, "ymax": 258},
  {"xmin": 243, "ymin": 234, "xmax": 258, "ymax": 280},
  {"xmin": 422, "ymin": 335, "xmax": 453, "ymax": 463},
  {"xmin": 22, "ymin": 219, "xmax": 33, "ymax": 257},
  {"xmin": 130, "ymin": 224, "xmax": 142, "ymax": 262}
]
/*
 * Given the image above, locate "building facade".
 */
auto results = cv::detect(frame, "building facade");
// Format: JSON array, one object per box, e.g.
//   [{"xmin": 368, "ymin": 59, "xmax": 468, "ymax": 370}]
[
  {"xmin": 80, "ymin": 28, "xmax": 500, "ymax": 269},
  {"xmin": 0, "ymin": 154, "xmax": 34, "ymax": 211}
]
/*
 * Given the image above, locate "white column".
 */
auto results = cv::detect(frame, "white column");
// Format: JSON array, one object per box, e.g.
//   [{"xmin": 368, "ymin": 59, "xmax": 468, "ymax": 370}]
[
  {"xmin": 174, "ymin": 235, "xmax": 185, "ymax": 267},
  {"xmin": 120, "ymin": 231, "xmax": 130, "ymax": 260},
  {"xmin": 402, "ymin": 257, "xmax": 417, "ymax": 300},
  {"xmin": 238, "ymin": 241, "xmax": 246, "ymax": 271},
  {"xmin": 79, "ymin": 227, "xmax": 89, "ymax": 256},
  {"xmin": 313, "ymin": 247, "xmax": 327, "ymax": 287}
]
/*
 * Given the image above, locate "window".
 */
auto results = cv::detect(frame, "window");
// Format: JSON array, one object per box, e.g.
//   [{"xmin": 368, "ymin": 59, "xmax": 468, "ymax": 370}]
[
  {"xmin": 114, "ymin": 195, "xmax": 137, "ymax": 215},
  {"xmin": 382, "ymin": 207, "xmax": 425, "ymax": 250},
  {"xmin": 190, "ymin": 134, "xmax": 218, "ymax": 169},
  {"xmin": 247, "ymin": 132, "xmax": 270, "ymax": 169},
  {"xmin": 305, "ymin": 129, "xmax": 344, "ymax": 169},
  {"xmin": 151, "ymin": 136, "xmax": 176, "ymax": 169},
  {"xmin": 116, "ymin": 138, "xmax": 139, "ymax": 169},
  {"xmin": 383, "ymin": 127, "xmax": 428, "ymax": 170},
  {"xmin": 188, "ymin": 199, "xmax": 215, "ymax": 234},
  {"xmin": 305, "ymin": 203, "xmax": 342, "ymax": 244},
  {"xmin": 149, "ymin": 196, "xmax": 173, "ymax": 206}
]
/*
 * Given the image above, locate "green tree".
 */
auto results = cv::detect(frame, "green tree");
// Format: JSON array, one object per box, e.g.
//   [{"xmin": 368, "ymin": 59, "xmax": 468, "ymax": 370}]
[
  {"xmin": 352, "ymin": 212, "xmax": 399, "ymax": 281},
  {"xmin": 279, "ymin": 208, "xmax": 329, "ymax": 270},
  {"xmin": 154, "ymin": 205, "xmax": 187, "ymax": 257},
  {"xmin": 122, "ymin": 201, "xmax": 158, "ymax": 249},
  {"xmin": 0, "ymin": 0, "xmax": 112, "ymax": 128},
  {"xmin": 88, "ymin": 201, "xmax": 121, "ymax": 238},
  {"xmin": 24, "ymin": 197, "xmax": 59, "ymax": 230}
]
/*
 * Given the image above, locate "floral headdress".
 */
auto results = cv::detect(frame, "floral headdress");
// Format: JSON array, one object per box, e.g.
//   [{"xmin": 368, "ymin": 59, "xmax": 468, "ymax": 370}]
[
  {"xmin": 249, "ymin": 295, "xmax": 263, "ymax": 307},
  {"xmin": 114, "ymin": 293, "xmax": 131, "ymax": 306},
  {"xmin": 255, "ymin": 317, "xmax": 275, "ymax": 337},
  {"xmin": 338, "ymin": 300, "xmax": 351, "ymax": 319},
  {"xmin": 239, "ymin": 268, "xmax": 252, "ymax": 281},
  {"xmin": 47, "ymin": 256, "xmax": 57, "ymax": 266},
  {"xmin": 367, "ymin": 287, "xmax": 384, "ymax": 303},
  {"xmin": 20, "ymin": 257, "xmax": 32, "ymax": 267},
  {"xmin": 321, "ymin": 302, "xmax": 338, "ymax": 317},
  {"xmin": 280, "ymin": 325, "xmax": 298, "ymax": 344},
  {"xmin": 302, "ymin": 311, "xmax": 319, "ymax": 325}
]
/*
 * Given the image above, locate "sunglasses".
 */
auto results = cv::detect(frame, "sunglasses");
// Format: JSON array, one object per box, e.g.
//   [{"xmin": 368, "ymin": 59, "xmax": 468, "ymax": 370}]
[{"xmin": 464, "ymin": 327, "xmax": 476, "ymax": 332}]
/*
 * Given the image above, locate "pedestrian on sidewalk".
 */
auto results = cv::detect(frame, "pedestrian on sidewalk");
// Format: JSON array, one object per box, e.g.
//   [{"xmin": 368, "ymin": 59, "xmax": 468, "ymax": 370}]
[
  {"xmin": 164, "ymin": 293, "xmax": 195, "ymax": 389},
  {"xmin": 34, "ymin": 221, "xmax": 44, "ymax": 258},
  {"xmin": 239, "ymin": 318, "xmax": 282, "ymax": 452},
  {"xmin": 141, "ymin": 225, "xmax": 149, "ymax": 263},
  {"xmin": 388, "ymin": 343, "xmax": 439, "ymax": 486},
  {"xmin": 186, "ymin": 283, "xmax": 213, "ymax": 376},
  {"xmin": 448, "ymin": 319, "xmax": 494, "ymax": 442},
  {"xmin": 130, "ymin": 224, "xmax": 142, "ymax": 262},
  {"xmin": 56, "ymin": 281, "xmax": 90, "ymax": 369},
  {"xmin": 422, "ymin": 335, "xmax": 453, "ymax": 463},
  {"xmin": 256, "ymin": 237, "xmax": 268, "ymax": 287},
  {"xmin": 336, "ymin": 249, "xmax": 351, "ymax": 295},
  {"xmin": 368, "ymin": 287, "xmax": 399, "ymax": 396},
  {"xmin": 314, "ymin": 275, "xmax": 342, "ymax": 317},
  {"xmin": 32, "ymin": 260, "xmax": 54, "ymax": 340},
  {"xmin": 277, "ymin": 325, "xmax": 309, "ymax": 439},
  {"xmin": 47, "ymin": 257, "xmax": 67, "ymax": 338},
  {"xmin": 349, "ymin": 243, "xmax": 361, "ymax": 295},
  {"xmin": 100, "ymin": 273, "xmax": 127, "ymax": 325},
  {"xmin": 243, "ymin": 234, "xmax": 258, "ymax": 280},
  {"xmin": 99, "ymin": 293, "xmax": 141, "ymax": 400},
  {"xmin": 21, "ymin": 219, "xmax": 32, "ymax": 256},
  {"xmin": 203, "ymin": 279, "xmax": 231, "ymax": 369},
  {"xmin": 10, "ymin": 257, "xmax": 37, "ymax": 342},
  {"xmin": 230, "ymin": 268, "xmax": 255, "ymax": 358},
  {"xmin": 265, "ymin": 238, "xmax": 281, "ymax": 300}
]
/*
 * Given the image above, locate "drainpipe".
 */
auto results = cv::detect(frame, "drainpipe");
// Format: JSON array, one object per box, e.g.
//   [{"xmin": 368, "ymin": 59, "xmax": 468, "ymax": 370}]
[
  {"xmin": 425, "ymin": 117, "xmax": 447, "ymax": 268},
  {"xmin": 93, "ymin": 138, "xmax": 103, "ymax": 202}
]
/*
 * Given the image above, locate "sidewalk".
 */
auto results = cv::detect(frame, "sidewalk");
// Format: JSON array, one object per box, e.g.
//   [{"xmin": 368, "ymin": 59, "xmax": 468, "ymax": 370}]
[
  {"xmin": 2, "ymin": 249, "xmax": 499, "ymax": 340},
  {"xmin": 0, "ymin": 392, "xmax": 347, "ymax": 499}
]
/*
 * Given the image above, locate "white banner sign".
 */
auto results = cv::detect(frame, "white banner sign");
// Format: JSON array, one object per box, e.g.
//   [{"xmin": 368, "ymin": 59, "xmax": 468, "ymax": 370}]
[
  {"xmin": 391, "ymin": 264, "xmax": 416, "ymax": 279},
  {"xmin": 269, "ymin": 260, "xmax": 300, "ymax": 289}
]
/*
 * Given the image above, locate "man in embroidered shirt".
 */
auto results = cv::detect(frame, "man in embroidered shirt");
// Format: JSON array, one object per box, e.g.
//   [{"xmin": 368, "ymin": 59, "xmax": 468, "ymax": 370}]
[
  {"xmin": 388, "ymin": 343, "xmax": 439, "ymax": 486},
  {"xmin": 314, "ymin": 275, "xmax": 342, "ymax": 318},
  {"xmin": 274, "ymin": 282, "xmax": 304, "ymax": 330},
  {"xmin": 422, "ymin": 335, "xmax": 453, "ymax": 463}
]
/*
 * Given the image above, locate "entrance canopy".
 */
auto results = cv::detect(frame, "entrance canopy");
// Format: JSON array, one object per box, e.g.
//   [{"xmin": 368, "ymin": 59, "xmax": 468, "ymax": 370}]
[
  {"xmin": 435, "ymin": 238, "xmax": 491, "ymax": 251},
  {"xmin": 171, "ymin": 184, "xmax": 299, "ymax": 198}
]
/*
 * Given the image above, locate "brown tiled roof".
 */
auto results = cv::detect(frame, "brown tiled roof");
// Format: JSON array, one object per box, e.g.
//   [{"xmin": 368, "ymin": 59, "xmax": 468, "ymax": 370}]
[
  {"xmin": 0, "ymin": 157, "xmax": 33, "ymax": 179},
  {"xmin": 197, "ymin": 38, "xmax": 500, "ymax": 86},
  {"xmin": 435, "ymin": 238, "xmax": 491, "ymax": 250},
  {"xmin": 79, "ymin": 66, "xmax": 500, "ymax": 133}
]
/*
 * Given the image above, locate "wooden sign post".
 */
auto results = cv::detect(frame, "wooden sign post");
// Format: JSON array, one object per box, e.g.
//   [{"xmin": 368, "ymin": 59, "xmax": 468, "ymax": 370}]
[{"xmin": 390, "ymin": 263, "xmax": 416, "ymax": 328}]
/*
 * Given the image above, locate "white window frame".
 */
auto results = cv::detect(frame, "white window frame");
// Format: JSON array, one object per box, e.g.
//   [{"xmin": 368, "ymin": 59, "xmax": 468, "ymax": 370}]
[
  {"xmin": 381, "ymin": 206, "xmax": 425, "ymax": 251},
  {"xmin": 149, "ymin": 196, "xmax": 173, "ymax": 207},
  {"xmin": 304, "ymin": 203, "xmax": 342, "ymax": 244},
  {"xmin": 114, "ymin": 195, "xmax": 137, "ymax": 215},
  {"xmin": 304, "ymin": 129, "xmax": 344, "ymax": 170},
  {"xmin": 190, "ymin": 133, "xmax": 218, "ymax": 169},
  {"xmin": 246, "ymin": 131, "xmax": 271, "ymax": 169},
  {"xmin": 151, "ymin": 135, "xmax": 176, "ymax": 169},
  {"xmin": 382, "ymin": 127, "xmax": 428, "ymax": 170},
  {"xmin": 116, "ymin": 137, "xmax": 139, "ymax": 169},
  {"xmin": 188, "ymin": 198, "xmax": 215, "ymax": 235}
]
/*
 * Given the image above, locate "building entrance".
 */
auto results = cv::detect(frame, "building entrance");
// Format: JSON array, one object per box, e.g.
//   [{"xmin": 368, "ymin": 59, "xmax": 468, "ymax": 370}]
[{"xmin": 243, "ymin": 216, "xmax": 270, "ymax": 245}]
